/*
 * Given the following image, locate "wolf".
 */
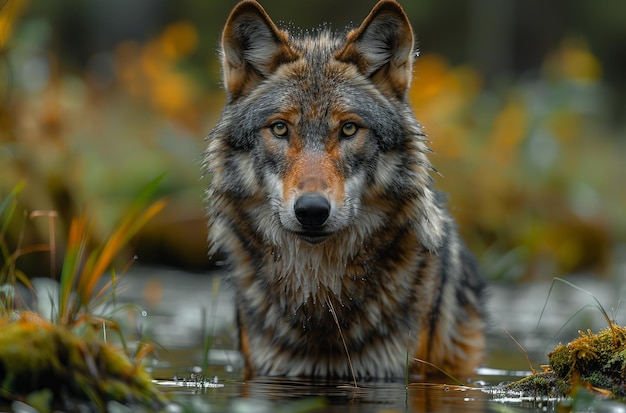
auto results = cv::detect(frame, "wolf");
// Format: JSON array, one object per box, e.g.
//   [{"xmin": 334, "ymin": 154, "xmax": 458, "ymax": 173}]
[{"xmin": 204, "ymin": 0, "xmax": 486, "ymax": 380}]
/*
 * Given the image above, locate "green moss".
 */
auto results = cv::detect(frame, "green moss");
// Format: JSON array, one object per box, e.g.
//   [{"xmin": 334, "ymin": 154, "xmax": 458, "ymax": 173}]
[
  {"xmin": 504, "ymin": 371, "xmax": 568, "ymax": 396},
  {"xmin": 508, "ymin": 325, "xmax": 626, "ymax": 399},
  {"xmin": 0, "ymin": 320, "xmax": 68, "ymax": 396},
  {"xmin": 548, "ymin": 343, "xmax": 572, "ymax": 378},
  {"xmin": 585, "ymin": 371, "xmax": 613, "ymax": 391},
  {"xmin": 0, "ymin": 314, "xmax": 167, "ymax": 409}
]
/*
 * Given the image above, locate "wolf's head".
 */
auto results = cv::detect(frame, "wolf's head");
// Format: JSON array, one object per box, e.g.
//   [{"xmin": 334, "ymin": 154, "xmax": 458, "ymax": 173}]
[{"xmin": 207, "ymin": 0, "xmax": 445, "ymax": 251}]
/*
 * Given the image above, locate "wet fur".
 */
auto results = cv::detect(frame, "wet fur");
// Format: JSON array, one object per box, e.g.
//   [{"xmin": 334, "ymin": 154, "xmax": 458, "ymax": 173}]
[{"xmin": 205, "ymin": 0, "xmax": 486, "ymax": 379}]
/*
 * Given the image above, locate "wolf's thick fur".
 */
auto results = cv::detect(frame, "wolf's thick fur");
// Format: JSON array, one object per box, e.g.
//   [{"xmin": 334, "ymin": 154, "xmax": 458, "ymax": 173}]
[{"xmin": 205, "ymin": 0, "xmax": 486, "ymax": 379}]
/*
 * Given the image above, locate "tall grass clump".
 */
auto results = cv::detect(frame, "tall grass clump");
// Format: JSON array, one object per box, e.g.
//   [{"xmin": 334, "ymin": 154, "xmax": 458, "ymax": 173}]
[{"xmin": 0, "ymin": 177, "xmax": 169, "ymax": 411}]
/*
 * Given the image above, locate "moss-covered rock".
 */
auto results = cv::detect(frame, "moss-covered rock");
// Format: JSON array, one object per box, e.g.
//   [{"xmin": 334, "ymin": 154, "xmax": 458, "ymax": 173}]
[
  {"xmin": 505, "ymin": 371, "xmax": 569, "ymax": 396},
  {"xmin": 507, "ymin": 325, "xmax": 626, "ymax": 398},
  {"xmin": 0, "ymin": 312, "xmax": 167, "ymax": 410}
]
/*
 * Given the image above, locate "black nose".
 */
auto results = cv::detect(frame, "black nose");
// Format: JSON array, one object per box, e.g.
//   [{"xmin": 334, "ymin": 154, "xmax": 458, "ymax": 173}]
[{"xmin": 294, "ymin": 194, "xmax": 330, "ymax": 227}]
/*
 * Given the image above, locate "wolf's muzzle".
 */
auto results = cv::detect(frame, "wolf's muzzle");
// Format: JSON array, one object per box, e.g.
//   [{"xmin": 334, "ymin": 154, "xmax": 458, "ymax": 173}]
[{"xmin": 294, "ymin": 193, "xmax": 330, "ymax": 228}]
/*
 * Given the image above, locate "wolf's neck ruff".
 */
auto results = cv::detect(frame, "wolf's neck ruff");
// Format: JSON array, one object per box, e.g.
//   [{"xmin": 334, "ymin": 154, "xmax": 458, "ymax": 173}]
[
  {"xmin": 261, "ymin": 217, "xmax": 414, "ymax": 308},
  {"xmin": 205, "ymin": 0, "xmax": 486, "ymax": 380}
]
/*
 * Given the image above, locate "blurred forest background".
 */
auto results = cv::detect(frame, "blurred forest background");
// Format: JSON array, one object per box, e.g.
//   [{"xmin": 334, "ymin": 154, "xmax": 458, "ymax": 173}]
[{"xmin": 1, "ymin": 0, "xmax": 625, "ymax": 282}]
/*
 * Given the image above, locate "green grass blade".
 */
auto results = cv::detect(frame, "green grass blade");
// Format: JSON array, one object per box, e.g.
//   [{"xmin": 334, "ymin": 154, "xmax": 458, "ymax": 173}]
[
  {"xmin": 58, "ymin": 216, "xmax": 90, "ymax": 324},
  {"xmin": 77, "ymin": 175, "xmax": 167, "ymax": 304},
  {"xmin": 0, "ymin": 182, "xmax": 25, "ymax": 233}
]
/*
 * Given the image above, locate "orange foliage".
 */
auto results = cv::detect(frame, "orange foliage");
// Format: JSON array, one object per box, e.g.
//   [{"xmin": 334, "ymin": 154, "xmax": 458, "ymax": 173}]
[
  {"xmin": 409, "ymin": 45, "xmax": 616, "ymax": 279},
  {"xmin": 113, "ymin": 21, "xmax": 203, "ymax": 131},
  {"xmin": 1, "ymin": 7, "xmax": 621, "ymax": 280}
]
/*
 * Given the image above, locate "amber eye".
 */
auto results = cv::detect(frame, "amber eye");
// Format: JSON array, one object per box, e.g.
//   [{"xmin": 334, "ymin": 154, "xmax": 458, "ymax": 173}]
[
  {"xmin": 271, "ymin": 122, "xmax": 289, "ymax": 138},
  {"xmin": 340, "ymin": 122, "xmax": 358, "ymax": 138}
]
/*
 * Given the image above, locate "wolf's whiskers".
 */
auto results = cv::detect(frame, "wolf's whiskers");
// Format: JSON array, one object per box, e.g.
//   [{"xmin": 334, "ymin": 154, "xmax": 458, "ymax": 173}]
[{"xmin": 327, "ymin": 299, "xmax": 358, "ymax": 388}]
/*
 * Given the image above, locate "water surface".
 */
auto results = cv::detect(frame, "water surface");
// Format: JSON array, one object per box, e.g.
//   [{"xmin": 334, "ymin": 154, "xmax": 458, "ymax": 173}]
[{"xmin": 111, "ymin": 267, "xmax": 626, "ymax": 412}]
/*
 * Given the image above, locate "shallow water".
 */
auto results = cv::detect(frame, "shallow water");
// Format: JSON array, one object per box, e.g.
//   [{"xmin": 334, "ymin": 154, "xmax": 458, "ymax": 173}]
[
  {"xmin": 28, "ymin": 265, "xmax": 626, "ymax": 412},
  {"xmin": 151, "ymin": 361, "xmax": 565, "ymax": 413},
  {"xmin": 157, "ymin": 375, "xmax": 538, "ymax": 413},
  {"xmin": 115, "ymin": 265, "xmax": 626, "ymax": 412}
]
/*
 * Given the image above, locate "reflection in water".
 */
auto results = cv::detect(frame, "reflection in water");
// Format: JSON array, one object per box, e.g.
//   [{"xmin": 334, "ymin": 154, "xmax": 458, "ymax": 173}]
[{"xmin": 156, "ymin": 373, "xmax": 566, "ymax": 412}]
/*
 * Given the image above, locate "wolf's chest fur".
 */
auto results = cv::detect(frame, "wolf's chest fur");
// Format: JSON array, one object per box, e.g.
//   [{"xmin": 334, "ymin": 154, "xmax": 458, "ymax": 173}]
[
  {"xmin": 235, "ymin": 223, "xmax": 445, "ymax": 378},
  {"xmin": 205, "ymin": 0, "xmax": 486, "ymax": 379}
]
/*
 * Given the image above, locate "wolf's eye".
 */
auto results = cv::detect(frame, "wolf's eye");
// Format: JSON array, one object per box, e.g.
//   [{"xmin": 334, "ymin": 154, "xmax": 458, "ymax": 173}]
[
  {"xmin": 270, "ymin": 122, "xmax": 289, "ymax": 138},
  {"xmin": 340, "ymin": 122, "xmax": 358, "ymax": 138}
]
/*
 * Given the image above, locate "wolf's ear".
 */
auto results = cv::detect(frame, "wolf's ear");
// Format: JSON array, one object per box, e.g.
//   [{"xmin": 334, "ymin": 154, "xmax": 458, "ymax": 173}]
[
  {"xmin": 336, "ymin": 0, "xmax": 414, "ymax": 99},
  {"xmin": 221, "ymin": 1, "xmax": 299, "ymax": 100}
]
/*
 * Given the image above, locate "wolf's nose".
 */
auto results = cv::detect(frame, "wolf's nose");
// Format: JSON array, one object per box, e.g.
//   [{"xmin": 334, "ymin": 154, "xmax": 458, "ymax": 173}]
[{"xmin": 294, "ymin": 194, "xmax": 330, "ymax": 227}]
